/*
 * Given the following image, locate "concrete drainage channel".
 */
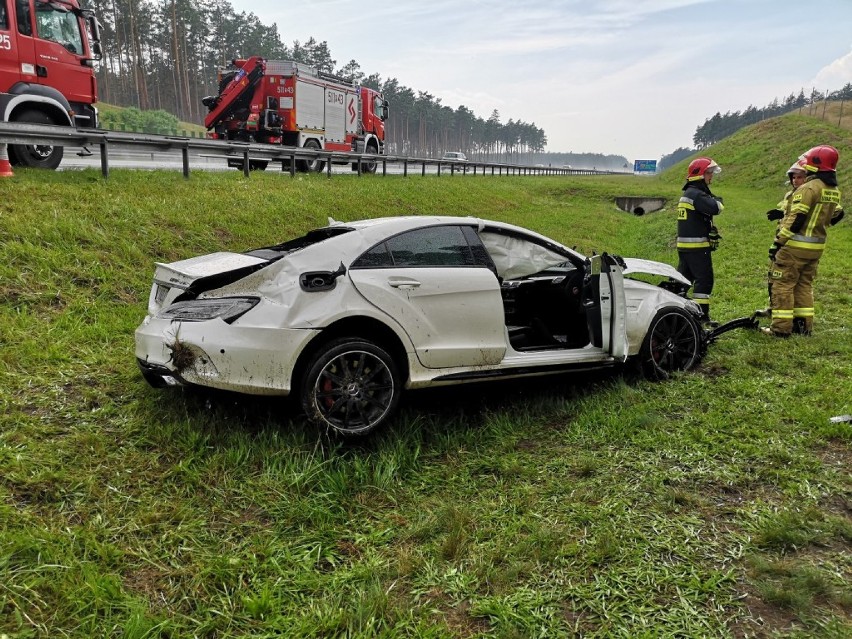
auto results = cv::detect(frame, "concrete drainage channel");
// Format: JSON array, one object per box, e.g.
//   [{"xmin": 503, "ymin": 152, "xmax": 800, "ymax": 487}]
[{"xmin": 615, "ymin": 197, "xmax": 667, "ymax": 216}]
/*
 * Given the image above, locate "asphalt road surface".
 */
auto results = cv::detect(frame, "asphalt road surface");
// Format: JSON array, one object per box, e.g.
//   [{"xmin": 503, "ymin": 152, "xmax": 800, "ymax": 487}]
[{"xmin": 57, "ymin": 146, "xmax": 474, "ymax": 176}]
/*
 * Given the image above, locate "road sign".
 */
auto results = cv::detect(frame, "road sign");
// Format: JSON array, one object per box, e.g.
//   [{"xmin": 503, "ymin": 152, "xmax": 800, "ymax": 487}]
[{"xmin": 633, "ymin": 159, "xmax": 657, "ymax": 173}]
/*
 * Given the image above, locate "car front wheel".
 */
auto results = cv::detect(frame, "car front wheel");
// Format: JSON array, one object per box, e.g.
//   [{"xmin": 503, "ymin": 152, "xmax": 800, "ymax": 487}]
[
  {"xmin": 300, "ymin": 338, "xmax": 401, "ymax": 436},
  {"xmin": 638, "ymin": 308, "xmax": 703, "ymax": 379}
]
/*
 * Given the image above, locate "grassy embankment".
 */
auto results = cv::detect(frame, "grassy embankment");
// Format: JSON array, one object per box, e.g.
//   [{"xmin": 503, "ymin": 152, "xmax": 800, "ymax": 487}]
[{"xmin": 0, "ymin": 114, "xmax": 850, "ymax": 637}]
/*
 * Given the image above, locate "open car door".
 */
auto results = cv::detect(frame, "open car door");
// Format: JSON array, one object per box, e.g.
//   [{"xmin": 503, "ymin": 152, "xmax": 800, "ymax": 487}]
[{"xmin": 582, "ymin": 254, "xmax": 628, "ymax": 360}]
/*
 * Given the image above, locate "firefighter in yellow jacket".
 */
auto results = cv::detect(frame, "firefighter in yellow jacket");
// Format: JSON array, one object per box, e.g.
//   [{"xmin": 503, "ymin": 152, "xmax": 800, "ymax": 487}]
[
  {"xmin": 764, "ymin": 160, "xmax": 809, "ymax": 309},
  {"xmin": 765, "ymin": 145, "xmax": 844, "ymax": 336}
]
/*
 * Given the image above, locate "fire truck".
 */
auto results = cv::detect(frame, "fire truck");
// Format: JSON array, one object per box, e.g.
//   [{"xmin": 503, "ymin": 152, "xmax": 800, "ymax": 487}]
[
  {"xmin": 203, "ymin": 57, "xmax": 388, "ymax": 173},
  {"xmin": 0, "ymin": 0, "xmax": 101, "ymax": 169}
]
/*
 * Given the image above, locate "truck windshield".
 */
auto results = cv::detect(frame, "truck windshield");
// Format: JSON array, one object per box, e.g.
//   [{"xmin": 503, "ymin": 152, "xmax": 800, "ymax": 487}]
[{"xmin": 35, "ymin": 3, "xmax": 83, "ymax": 54}]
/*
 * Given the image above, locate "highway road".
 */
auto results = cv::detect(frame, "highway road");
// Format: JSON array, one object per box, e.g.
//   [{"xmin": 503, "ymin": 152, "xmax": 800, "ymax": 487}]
[{"xmin": 57, "ymin": 145, "xmax": 483, "ymax": 176}]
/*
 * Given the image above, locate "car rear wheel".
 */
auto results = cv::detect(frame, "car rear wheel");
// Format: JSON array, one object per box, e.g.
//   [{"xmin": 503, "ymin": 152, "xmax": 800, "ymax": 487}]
[
  {"xmin": 638, "ymin": 308, "xmax": 703, "ymax": 379},
  {"xmin": 300, "ymin": 338, "xmax": 401, "ymax": 436},
  {"xmin": 10, "ymin": 109, "xmax": 64, "ymax": 169}
]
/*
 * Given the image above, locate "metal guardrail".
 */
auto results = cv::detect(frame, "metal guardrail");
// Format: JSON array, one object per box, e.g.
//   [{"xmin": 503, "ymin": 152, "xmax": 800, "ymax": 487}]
[{"xmin": 0, "ymin": 121, "xmax": 615, "ymax": 179}]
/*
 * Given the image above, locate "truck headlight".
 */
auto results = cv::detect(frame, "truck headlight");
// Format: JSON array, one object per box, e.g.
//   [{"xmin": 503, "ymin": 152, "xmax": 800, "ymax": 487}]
[{"xmin": 157, "ymin": 297, "xmax": 259, "ymax": 323}]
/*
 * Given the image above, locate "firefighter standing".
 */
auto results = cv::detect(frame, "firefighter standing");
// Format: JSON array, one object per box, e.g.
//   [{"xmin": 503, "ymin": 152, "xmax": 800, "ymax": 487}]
[
  {"xmin": 767, "ymin": 160, "xmax": 809, "ymax": 225},
  {"xmin": 763, "ymin": 160, "xmax": 809, "ymax": 309},
  {"xmin": 765, "ymin": 145, "xmax": 844, "ymax": 337},
  {"xmin": 677, "ymin": 157, "xmax": 724, "ymax": 326}
]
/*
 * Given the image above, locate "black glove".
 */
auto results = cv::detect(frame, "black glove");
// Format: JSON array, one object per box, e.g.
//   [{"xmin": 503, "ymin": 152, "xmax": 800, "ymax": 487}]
[
  {"xmin": 830, "ymin": 209, "xmax": 845, "ymax": 226},
  {"xmin": 714, "ymin": 196, "xmax": 724, "ymax": 204},
  {"xmin": 768, "ymin": 243, "xmax": 780, "ymax": 261},
  {"xmin": 708, "ymin": 226, "xmax": 721, "ymax": 251},
  {"xmin": 766, "ymin": 209, "xmax": 784, "ymax": 221}
]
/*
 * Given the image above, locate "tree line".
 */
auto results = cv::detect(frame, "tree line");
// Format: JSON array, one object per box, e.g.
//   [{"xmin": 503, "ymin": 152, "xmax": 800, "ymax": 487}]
[
  {"xmin": 692, "ymin": 85, "xmax": 852, "ymax": 151},
  {"xmin": 658, "ymin": 84, "xmax": 852, "ymax": 171},
  {"xmin": 83, "ymin": 0, "xmax": 546, "ymax": 160}
]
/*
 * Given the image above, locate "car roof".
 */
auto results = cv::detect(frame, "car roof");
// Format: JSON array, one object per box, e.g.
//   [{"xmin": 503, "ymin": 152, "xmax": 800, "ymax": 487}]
[
  {"xmin": 255, "ymin": 215, "xmax": 582, "ymax": 278},
  {"xmin": 324, "ymin": 215, "xmax": 571, "ymax": 254}
]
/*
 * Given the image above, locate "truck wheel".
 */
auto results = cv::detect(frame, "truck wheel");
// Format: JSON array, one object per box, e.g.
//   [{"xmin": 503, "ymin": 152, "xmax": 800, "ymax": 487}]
[
  {"xmin": 298, "ymin": 139, "xmax": 325, "ymax": 173},
  {"xmin": 361, "ymin": 141, "xmax": 379, "ymax": 174},
  {"xmin": 637, "ymin": 308, "xmax": 703, "ymax": 380},
  {"xmin": 10, "ymin": 109, "xmax": 64, "ymax": 170},
  {"xmin": 300, "ymin": 337, "xmax": 401, "ymax": 436}
]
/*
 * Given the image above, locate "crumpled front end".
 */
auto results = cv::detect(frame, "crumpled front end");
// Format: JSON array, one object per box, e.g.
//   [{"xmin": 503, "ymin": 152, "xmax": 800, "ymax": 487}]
[{"xmin": 622, "ymin": 278, "xmax": 703, "ymax": 355}]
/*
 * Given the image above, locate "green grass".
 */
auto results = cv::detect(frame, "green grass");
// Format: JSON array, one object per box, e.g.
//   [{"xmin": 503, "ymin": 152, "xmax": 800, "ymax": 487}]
[{"xmin": 0, "ymin": 113, "xmax": 850, "ymax": 637}]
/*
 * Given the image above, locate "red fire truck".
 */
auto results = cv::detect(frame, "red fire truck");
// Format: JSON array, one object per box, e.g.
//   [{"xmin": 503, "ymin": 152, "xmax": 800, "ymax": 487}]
[
  {"xmin": 0, "ymin": 0, "xmax": 101, "ymax": 168},
  {"xmin": 203, "ymin": 57, "xmax": 388, "ymax": 173}
]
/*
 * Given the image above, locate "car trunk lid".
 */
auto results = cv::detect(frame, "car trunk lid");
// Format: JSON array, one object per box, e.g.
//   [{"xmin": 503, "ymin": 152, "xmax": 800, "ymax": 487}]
[
  {"xmin": 149, "ymin": 252, "xmax": 271, "ymax": 315},
  {"xmin": 153, "ymin": 252, "xmax": 268, "ymax": 290}
]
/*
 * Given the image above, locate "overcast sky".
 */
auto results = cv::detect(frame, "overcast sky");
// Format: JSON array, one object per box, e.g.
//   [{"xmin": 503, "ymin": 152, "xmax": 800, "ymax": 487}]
[{"xmin": 227, "ymin": 0, "xmax": 852, "ymax": 161}]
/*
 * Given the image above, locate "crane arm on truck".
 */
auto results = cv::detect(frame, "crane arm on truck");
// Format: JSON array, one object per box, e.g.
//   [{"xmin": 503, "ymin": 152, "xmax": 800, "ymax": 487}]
[{"xmin": 202, "ymin": 57, "xmax": 265, "ymax": 130}]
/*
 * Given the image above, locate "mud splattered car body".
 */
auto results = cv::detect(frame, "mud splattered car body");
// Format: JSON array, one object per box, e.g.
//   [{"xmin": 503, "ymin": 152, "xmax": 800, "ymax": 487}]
[{"xmin": 136, "ymin": 216, "xmax": 706, "ymax": 435}]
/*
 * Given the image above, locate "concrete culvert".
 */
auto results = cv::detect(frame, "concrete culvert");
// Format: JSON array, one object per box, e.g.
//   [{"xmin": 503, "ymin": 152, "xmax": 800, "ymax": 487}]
[{"xmin": 615, "ymin": 197, "xmax": 666, "ymax": 215}]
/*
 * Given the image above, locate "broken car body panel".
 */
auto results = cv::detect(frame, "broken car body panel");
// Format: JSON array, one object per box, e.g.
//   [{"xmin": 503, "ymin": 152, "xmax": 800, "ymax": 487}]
[{"xmin": 135, "ymin": 216, "xmax": 707, "ymax": 432}]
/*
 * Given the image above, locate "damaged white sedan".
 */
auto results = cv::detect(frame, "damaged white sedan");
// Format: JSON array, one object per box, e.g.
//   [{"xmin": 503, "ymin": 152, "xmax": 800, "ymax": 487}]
[{"xmin": 136, "ymin": 216, "xmax": 709, "ymax": 435}]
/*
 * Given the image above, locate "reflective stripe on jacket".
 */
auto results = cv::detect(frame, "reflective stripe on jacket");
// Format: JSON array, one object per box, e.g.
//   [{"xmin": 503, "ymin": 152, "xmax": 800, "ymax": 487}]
[
  {"xmin": 677, "ymin": 185, "xmax": 722, "ymax": 251},
  {"xmin": 777, "ymin": 177, "xmax": 841, "ymax": 253}
]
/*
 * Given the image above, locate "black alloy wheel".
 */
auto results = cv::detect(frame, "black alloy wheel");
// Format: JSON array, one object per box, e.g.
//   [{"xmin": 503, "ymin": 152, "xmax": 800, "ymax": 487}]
[
  {"xmin": 639, "ymin": 308, "xmax": 702, "ymax": 379},
  {"xmin": 301, "ymin": 338, "xmax": 401, "ymax": 436}
]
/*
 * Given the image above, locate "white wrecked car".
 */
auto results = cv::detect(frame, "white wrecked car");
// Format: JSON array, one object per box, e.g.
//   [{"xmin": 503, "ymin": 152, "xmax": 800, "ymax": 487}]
[{"xmin": 135, "ymin": 216, "xmax": 707, "ymax": 435}]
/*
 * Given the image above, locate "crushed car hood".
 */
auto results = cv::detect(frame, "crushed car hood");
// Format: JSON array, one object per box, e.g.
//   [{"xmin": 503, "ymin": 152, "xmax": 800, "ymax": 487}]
[
  {"xmin": 153, "ymin": 252, "xmax": 270, "ymax": 290},
  {"xmin": 621, "ymin": 258, "xmax": 690, "ymax": 286}
]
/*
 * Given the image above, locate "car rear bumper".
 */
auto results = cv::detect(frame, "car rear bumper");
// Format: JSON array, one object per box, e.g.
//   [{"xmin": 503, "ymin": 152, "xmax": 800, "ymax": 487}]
[{"xmin": 134, "ymin": 316, "xmax": 320, "ymax": 395}]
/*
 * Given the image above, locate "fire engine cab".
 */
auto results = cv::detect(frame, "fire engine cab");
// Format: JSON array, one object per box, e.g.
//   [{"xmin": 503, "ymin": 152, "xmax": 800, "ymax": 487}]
[{"xmin": 0, "ymin": 0, "xmax": 101, "ymax": 169}]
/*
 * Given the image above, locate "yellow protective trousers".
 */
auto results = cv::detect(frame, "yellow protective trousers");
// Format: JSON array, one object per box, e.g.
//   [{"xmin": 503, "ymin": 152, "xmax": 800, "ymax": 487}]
[{"xmin": 768, "ymin": 246, "xmax": 819, "ymax": 335}]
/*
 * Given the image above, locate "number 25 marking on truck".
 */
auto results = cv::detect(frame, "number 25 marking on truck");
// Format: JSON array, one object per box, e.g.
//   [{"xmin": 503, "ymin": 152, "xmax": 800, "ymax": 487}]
[{"xmin": 0, "ymin": 35, "xmax": 12, "ymax": 51}]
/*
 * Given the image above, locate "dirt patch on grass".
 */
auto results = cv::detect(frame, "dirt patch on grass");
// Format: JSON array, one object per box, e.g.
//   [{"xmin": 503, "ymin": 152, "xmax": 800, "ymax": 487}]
[
  {"xmin": 443, "ymin": 599, "xmax": 491, "ymax": 638},
  {"xmin": 729, "ymin": 588, "xmax": 802, "ymax": 638},
  {"xmin": 699, "ymin": 363, "xmax": 730, "ymax": 378},
  {"xmin": 123, "ymin": 564, "xmax": 170, "ymax": 610},
  {"xmin": 814, "ymin": 440, "xmax": 852, "ymax": 474}
]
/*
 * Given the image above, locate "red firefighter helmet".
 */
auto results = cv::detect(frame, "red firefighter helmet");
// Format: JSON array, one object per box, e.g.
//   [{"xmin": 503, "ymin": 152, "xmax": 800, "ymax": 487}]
[
  {"xmin": 798, "ymin": 145, "xmax": 838, "ymax": 172},
  {"xmin": 686, "ymin": 157, "xmax": 721, "ymax": 181}
]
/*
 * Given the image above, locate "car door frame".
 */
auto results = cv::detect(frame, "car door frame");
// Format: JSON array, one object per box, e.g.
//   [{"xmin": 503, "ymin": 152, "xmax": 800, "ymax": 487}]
[
  {"xmin": 348, "ymin": 223, "xmax": 508, "ymax": 369},
  {"xmin": 583, "ymin": 253, "xmax": 627, "ymax": 360}
]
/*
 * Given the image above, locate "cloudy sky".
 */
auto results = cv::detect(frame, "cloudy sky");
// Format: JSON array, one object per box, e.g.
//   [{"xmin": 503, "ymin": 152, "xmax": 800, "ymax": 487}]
[{"xmin": 228, "ymin": 0, "xmax": 852, "ymax": 161}]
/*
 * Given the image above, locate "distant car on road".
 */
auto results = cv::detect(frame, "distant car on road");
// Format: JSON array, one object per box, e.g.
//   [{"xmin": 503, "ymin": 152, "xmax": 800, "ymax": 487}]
[
  {"xmin": 136, "ymin": 216, "xmax": 710, "ymax": 436},
  {"xmin": 441, "ymin": 152, "xmax": 467, "ymax": 163}
]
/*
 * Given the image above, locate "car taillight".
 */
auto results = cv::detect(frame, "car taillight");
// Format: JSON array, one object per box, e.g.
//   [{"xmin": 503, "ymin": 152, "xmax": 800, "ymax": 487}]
[{"xmin": 154, "ymin": 284, "xmax": 169, "ymax": 305}]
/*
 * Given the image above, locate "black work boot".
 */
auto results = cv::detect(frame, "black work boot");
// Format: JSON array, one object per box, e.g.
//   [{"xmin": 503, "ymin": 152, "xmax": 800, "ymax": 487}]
[
  {"xmin": 701, "ymin": 306, "xmax": 719, "ymax": 329},
  {"xmin": 792, "ymin": 318, "xmax": 811, "ymax": 336}
]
